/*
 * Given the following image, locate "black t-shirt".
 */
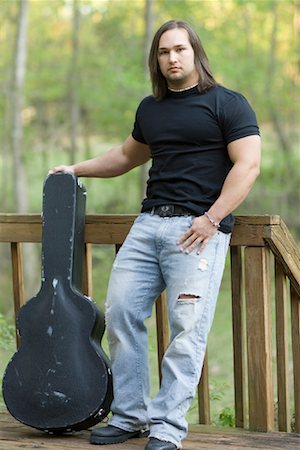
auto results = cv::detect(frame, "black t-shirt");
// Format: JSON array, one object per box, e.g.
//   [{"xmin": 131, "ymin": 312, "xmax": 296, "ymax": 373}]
[{"xmin": 132, "ymin": 85, "xmax": 260, "ymax": 233}]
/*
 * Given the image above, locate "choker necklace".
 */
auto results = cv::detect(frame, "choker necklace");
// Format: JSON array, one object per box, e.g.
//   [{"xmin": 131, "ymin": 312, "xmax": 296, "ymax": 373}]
[{"xmin": 168, "ymin": 82, "xmax": 198, "ymax": 92}]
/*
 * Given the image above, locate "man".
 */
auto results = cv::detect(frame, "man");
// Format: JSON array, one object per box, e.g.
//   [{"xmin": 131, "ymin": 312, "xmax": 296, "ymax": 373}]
[{"xmin": 49, "ymin": 20, "xmax": 261, "ymax": 450}]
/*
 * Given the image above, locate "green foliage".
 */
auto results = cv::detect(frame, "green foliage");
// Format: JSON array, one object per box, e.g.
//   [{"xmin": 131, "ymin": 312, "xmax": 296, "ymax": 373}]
[
  {"xmin": 209, "ymin": 379, "xmax": 229, "ymax": 402},
  {"xmin": 0, "ymin": 0, "xmax": 299, "ymax": 423},
  {"xmin": 218, "ymin": 407, "xmax": 235, "ymax": 428},
  {"xmin": 0, "ymin": 0, "xmax": 298, "ymax": 224},
  {"xmin": 0, "ymin": 314, "xmax": 15, "ymax": 350},
  {"xmin": 0, "ymin": 315, "xmax": 15, "ymax": 407},
  {"xmin": 291, "ymin": 411, "xmax": 296, "ymax": 433}
]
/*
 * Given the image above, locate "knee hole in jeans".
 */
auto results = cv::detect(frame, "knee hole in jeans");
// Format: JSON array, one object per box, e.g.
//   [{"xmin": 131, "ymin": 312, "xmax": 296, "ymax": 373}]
[{"xmin": 177, "ymin": 293, "xmax": 200, "ymax": 302}]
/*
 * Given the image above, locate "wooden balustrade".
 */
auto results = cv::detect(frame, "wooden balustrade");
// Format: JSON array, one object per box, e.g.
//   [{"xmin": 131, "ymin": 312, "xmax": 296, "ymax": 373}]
[{"xmin": 0, "ymin": 214, "xmax": 299, "ymax": 434}]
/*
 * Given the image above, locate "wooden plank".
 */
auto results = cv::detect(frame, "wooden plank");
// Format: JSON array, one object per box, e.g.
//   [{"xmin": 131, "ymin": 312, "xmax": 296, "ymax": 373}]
[
  {"xmin": 2, "ymin": 412, "xmax": 300, "ymax": 450},
  {"xmin": 264, "ymin": 219, "xmax": 300, "ymax": 296},
  {"xmin": 0, "ymin": 213, "xmax": 42, "ymax": 223},
  {"xmin": 230, "ymin": 215, "xmax": 281, "ymax": 246},
  {"xmin": 82, "ymin": 243, "xmax": 93, "ymax": 298},
  {"xmin": 0, "ymin": 215, "xmax": 136, "ymax": 244},
  {"xmin": 0, "ymin": 223, "xmax": 42, "ymax": 242},
  {"xmin": 155, "ymin": 291, "xmax": 169, "ymax": 384},
  {"xmin": 244, "ymin": 246, "xmax": 274, "ymax": 431},
  {"xmin": 198, "ymin": 352, "xmax": 211, "ymax": 425},
  {"xmin": 290, "ymin": 283, "xmax": 300, "ymax": 433},
  {"xmin": 0, "ymin": 214, "xmax": 280, "ymax": 224},
  {"xmin": 0, "ymin": 214, "xmax": 282, "ymax": 246},
  {"xmin": 10, "ymin": 242, "xmax": 25, "ymax": 348},
  {"xmin": 234, "ymin": 215, "xmax": 281, "ymax": 226},
  {"xmin": 230, "ymin": 224, "xmax": 265, "ymax": 247},
  {"xmin": 188, "ymin": 424, "xmax": 300, "ymax": 449},
  {"xmin": 230, "ymin": 246, "xmax": 246, "ymax": 428},
  {"xmin": 275, "ymin": 258, "xmax": 290, "ymax": 431},
  {"xmin": 84, "ymin": 215, "xmax": 135, "ymax": 244}
]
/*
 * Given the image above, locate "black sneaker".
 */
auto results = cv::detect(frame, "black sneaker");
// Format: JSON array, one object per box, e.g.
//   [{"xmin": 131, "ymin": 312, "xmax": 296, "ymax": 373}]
[
  {"xmin": 90, "ymin": 424, "xmax": 149, "ymax": 445},
  {"xmin": 145, "ymin": 438, "xmax": 177, "ymax": 450}
]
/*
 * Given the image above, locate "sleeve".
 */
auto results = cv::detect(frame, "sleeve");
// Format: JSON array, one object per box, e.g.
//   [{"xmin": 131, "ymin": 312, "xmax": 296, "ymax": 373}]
[
  {"xmin": 219, "ymin": 93, "xmax": 260, "ymax": 145},
  {"xmin": 131, "ymin": 102, "xmax": 147, "ymax": 144}
]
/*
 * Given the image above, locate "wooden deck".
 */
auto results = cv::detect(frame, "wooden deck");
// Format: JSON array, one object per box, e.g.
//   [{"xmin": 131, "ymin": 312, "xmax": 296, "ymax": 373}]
[
  {"xmin": 1, "ymin": 412, "xmax": 299, "ymax": 450},
  {"xmin": 1, "ymin": 214, "xmax": 300, "ymax": 447}
]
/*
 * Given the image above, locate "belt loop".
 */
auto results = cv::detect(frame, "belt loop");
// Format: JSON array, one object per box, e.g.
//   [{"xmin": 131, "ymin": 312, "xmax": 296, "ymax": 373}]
[{"xmin": 150, "ymin": 207, "xmax": 155, "ymax": 216}]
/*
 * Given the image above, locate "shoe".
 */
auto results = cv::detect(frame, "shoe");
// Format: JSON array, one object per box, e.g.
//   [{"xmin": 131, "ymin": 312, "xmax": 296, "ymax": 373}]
[
  {"xmin": 145, "ymin": 437, "xmax": 177, "ymax": 450},
  {"xmin": 90, "ymin": 424, "xmax": 148, "ymax": 445}
]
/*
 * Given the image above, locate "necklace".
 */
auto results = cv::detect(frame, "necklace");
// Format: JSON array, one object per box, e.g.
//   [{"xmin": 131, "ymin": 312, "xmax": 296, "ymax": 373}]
[{"xmin": 168, "ymin": 82, "xmax": 198, "ymax": 93}]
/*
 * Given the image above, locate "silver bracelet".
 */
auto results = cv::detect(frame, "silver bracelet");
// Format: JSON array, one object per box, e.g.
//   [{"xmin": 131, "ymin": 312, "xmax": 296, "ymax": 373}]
[{"xmin": 204, "ymin": 211, "xmax": 220, "ymax": 229}]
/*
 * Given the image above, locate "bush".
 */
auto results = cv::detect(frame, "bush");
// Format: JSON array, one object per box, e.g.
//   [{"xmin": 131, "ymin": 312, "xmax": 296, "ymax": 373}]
[{"xmin": 218, "ymin": 407, "xmax": 235, "ymax": 428}]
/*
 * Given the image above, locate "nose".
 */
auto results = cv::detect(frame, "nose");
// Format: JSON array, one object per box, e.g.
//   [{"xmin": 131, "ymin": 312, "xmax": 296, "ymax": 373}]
[{"xmin": 169, "ymin": 50, "xmax": 178, "ymax": 63}]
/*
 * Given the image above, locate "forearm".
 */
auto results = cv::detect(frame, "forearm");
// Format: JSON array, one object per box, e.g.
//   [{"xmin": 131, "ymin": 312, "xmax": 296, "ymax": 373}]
[
  {"xmin": 207, "ymin": 160, "xmax": 260, "ymax": 224},
  {"xmin": 49, "ymin": 135, "xmax": 151, "ymax": 178},
  {"xmin": 72, "ymin": 146, "xmax": 131, "ymax": 178},
  {"xmin": 178, "ymin": 159, "xmax": 260, "ymax": 254}
]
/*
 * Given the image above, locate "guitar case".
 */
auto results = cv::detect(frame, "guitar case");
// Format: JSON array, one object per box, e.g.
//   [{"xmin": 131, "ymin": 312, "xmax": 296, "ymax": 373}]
[{"xmin": 2, "ymin": 173, "xmax": 113, "ymax": 433}]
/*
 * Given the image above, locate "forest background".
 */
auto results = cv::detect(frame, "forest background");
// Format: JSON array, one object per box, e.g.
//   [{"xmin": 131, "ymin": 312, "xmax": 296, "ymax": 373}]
[{"xmin": 0, "ymin": 0, "xmax": 299, "ymax": 426}]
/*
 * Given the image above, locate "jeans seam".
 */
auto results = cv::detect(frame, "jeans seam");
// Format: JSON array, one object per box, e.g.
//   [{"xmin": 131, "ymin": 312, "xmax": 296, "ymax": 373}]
[
  {"xmin": 134, "ymin": 274, "xmax": 163, "ymax": 411},
  {"xmin": 193, "ymin": 233, "xmax": 221, "ymax": 388}
]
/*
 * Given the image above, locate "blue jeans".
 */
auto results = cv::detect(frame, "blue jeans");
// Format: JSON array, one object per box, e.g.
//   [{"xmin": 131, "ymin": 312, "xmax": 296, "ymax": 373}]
[{"xmin": 105, "ymin": 213, "xmax": 231, "ymax": 448}]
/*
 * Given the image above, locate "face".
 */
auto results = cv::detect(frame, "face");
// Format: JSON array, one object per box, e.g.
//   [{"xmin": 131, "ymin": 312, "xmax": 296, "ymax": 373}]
[{"xmin": 157, "ymin": 27, "xmax": 199, "ymax": 89}]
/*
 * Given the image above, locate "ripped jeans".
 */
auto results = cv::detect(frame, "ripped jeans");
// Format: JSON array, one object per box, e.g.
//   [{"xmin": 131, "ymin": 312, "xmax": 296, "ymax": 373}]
[{"xmin": 105, "ymin": 213, "xmax": 231, "ymax": 448}]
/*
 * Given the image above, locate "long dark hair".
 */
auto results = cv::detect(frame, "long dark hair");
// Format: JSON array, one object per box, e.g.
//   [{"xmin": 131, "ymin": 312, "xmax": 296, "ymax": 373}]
[{"xmin": 149, "ymin": 20, "xmax": 217, "ymax": 100}]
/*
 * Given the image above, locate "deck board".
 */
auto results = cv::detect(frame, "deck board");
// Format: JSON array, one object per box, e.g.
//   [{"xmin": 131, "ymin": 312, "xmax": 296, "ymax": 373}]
[{"xmin": 1, "ymin": 412, "xmax": 300, "ymax": 450}]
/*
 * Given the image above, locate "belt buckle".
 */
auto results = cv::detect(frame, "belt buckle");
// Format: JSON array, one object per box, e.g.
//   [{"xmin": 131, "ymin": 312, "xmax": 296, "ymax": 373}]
[{"xmin": 159, "ymin": 205, "xmax": 174, "ymax": 217}]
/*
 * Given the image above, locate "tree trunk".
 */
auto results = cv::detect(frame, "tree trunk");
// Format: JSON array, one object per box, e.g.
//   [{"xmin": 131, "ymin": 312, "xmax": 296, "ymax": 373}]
[
  {"xmin": 139, "ymin": 0, "xmax": 155, "ymax": 202},
  {"xmin": 68, "ymin": 0, "xmax": 81, "ymax": 165},
  {"xmin": 2, "ymin": 68, "xmax": 12, "ymax": 211},
  {"xmin": 264, "ymin": 1, "xmax": 300, "ymax": 235},
  {"xmin": 10, "ymin": 0, "xmax": 28, "ymax": 213},
  {"xmin": 9, "ymin": 0, "xmax": 39, "ymax": 298},
  {"xmin": 265, "ymin": 1, "xmax": 292, "ymax": 163},
  {"xmin": 143, "ymin": 0, "xmax": 155, "ymax": 77}
]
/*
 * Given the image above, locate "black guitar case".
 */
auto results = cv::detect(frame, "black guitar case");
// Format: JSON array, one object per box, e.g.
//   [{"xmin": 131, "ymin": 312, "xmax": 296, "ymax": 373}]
[{"xmin": 2, "ymin": 173, "xmax": 113, "ymax": 433}]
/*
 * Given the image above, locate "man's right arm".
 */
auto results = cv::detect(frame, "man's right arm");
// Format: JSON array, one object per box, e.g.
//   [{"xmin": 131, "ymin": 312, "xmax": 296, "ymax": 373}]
[{"xmin": 48, "ymin": 135, "xmax": 151, "ymax": 178}]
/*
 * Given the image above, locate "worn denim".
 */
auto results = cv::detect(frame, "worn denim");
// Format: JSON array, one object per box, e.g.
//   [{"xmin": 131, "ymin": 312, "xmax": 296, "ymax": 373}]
[{"xmin": 105, "ymin": 213, "xmax": 231, "ymax": 448}]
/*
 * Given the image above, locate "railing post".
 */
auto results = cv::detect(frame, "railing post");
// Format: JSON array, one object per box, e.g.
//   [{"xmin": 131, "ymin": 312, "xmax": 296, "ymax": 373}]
[
  {"xmin": 155, "ymin": 291, "xmax": 169, "ymax": 384},
  {"xmin": 198, "ymin": 352, "xmax": 210, "ymax": 424},
  {"xmin": 290, "ymin": 283, "xmax": 300, "ymax": 433},
  {"xmin": 11, "ymin": 242, "xmax": 25, "ymax": 348},
  {"xmin": 275, "ymin": 258, "xmax": 290, "ymax": 431},
  {"xmin": 82, "ymin": 242, "xmax": 93, "ymax": 297},
  {"xmin": 230, "ymin": 246, "xmax": 246, "ymax": 428},
  {"xmin": 244, "ymin": 246, "xmax": 274, "ymax": 431}
]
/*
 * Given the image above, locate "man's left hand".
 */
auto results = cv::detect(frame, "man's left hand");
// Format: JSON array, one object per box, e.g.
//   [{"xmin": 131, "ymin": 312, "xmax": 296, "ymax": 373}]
[{"xmin": 177, "ymin": 215, "xmax": 217, "ymax": 254}]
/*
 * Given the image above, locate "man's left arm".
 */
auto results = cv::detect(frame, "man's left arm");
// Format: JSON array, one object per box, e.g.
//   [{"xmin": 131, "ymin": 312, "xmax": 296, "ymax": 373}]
[
  {"xmin": 178, "ymin": 135, "xmax": 261, "ymax": 254},
  {"xmin": 207, "ymin": 134, "xmax": 261, "ymax": 224}
]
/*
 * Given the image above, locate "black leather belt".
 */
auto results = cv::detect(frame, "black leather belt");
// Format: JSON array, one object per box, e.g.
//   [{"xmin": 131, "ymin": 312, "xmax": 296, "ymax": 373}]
[{"xmin": 147, "ymin": 205, "xmax": 192, "ymax": 217}]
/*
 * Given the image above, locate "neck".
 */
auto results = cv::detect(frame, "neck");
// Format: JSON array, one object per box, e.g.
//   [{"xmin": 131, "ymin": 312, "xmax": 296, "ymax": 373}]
[{"xmin": 168, "ymin": 82, "xmax": 198, "ymax": 93}]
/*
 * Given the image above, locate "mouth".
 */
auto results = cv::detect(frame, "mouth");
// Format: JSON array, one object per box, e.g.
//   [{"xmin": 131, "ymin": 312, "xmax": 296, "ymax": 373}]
[{"xmin": 168, "ymin": 66, "xmax": 181, "ymax": 72}]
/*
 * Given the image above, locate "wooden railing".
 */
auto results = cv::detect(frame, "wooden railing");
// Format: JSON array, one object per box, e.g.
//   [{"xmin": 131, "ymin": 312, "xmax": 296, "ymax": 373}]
[{"xmin": 0, "ymin": 214, "xmax": 299, "ymax": 434}]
